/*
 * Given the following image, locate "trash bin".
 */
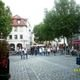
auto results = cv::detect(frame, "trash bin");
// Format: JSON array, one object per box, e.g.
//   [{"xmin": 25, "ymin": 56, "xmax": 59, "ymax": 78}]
[{"xmin": 76, "ymin": 57, "xmax": 80, "ymax": 65}]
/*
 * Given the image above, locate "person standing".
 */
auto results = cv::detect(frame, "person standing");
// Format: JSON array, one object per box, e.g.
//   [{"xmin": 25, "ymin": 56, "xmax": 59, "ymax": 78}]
[
  {"xmin": 20, "ymin": 48, "xmax": 24, "ymax": 59},
  {"xmin": 47, "ymin": 47, "xmax": 51, "ymax": 55},
  {"xmin": 24, "ymin": 48, "xmax": 28, "ymax": 59},
  {"xmin": 39, "ymin": 47, "xmax": 42, "ymax": 55}
]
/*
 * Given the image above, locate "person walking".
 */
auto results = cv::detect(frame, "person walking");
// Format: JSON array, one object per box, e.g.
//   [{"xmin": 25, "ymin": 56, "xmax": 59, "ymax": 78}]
[
  {"xmin": 39, "ymin": 47, "xmax": 42, "ymax": 55},
  {"xmin": 20, "ymin": 48, "xmax": 24, "ymax": 59},
  {"xmin": 47, "ymin": 47, "xmax": 51, "ymax": 55},
  {"xmin": 24, "ymin": 48, "xmax": 28, "ymax": 59}
]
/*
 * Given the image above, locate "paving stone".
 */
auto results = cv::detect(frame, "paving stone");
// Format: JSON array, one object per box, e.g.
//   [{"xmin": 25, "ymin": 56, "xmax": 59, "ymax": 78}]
[{"xmin": 9, "ymin": 55, "xmax": 80, "ymax": 80}]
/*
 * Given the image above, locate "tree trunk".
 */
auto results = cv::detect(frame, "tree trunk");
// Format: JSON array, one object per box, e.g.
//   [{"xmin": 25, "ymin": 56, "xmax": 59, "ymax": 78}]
[{"xmin": 64, "ymin": 37, "xmax": 66, "ymax": 55}]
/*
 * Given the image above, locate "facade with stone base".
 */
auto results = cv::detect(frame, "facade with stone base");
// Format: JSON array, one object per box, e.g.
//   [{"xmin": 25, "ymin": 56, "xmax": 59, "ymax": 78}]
[{"xmin": 7, "ymin": 15, "xmax": 32, "ymax": 51}]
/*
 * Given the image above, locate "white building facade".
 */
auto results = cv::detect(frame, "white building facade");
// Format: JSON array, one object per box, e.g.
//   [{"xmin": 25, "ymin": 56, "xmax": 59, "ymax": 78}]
[{"xmin": 7, "ymin": 15, "xmax": 32, "ymax": 51}]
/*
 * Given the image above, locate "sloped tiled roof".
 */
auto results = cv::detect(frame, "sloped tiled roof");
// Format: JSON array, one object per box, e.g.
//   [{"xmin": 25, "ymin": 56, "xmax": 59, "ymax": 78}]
[
  {"xmin": 12, "ymin": 15, "xmax": 27, "ymax": 27},
  {"xmin": 12, "ymin": 15, "xmax": 21, "ymax": 19}
]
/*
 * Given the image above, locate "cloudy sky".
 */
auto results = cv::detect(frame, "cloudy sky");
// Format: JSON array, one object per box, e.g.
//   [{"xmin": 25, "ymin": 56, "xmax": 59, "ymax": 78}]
[{"xmin": 2, "ymin": 0, "xmax": 80, "ymax": 27}]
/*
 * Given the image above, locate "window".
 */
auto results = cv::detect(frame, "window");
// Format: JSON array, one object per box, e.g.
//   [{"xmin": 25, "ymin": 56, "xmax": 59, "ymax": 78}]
[
  {"xmin": 20, "ymin": 35, "xmax": 23, "ymax": 39},
  {"xmin": 14, "ymin": 35, "xmax": 17, "ymax": 39},
  {"xmin": 18, "ymin": 20, "xmax": 20, "ymax": 24},
  {"xmin": 9, "ymin": 35, "xmax": 12, "ymax": 39},
  {"xmin": 14, "ymin": 27, "xmax": 18, "ymax": 32},
  {"xmin": 29, "ymin": 29, "xmax": 31, "ymax": 32}
]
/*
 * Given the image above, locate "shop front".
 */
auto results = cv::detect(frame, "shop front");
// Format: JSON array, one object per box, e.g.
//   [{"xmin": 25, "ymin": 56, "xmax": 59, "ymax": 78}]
[{"xmin": 72, "ymin": 40, "xmax": 80, "ymax": 50}]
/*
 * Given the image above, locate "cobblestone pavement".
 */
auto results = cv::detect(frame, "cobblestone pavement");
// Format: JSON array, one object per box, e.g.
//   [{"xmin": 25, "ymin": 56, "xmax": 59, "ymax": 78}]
[{"xmin": 9, "ymin": 55, "xmax": 80, "ymax": 80}]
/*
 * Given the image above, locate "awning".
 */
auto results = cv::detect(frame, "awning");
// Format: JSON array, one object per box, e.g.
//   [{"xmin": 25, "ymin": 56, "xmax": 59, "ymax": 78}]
[{"xmin": 72, "ymin": 40, "xmax": 80, "ymax": 44}]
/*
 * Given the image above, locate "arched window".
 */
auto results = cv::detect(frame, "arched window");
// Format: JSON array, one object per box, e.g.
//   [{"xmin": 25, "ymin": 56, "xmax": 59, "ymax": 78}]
[
  {"xmin": 17, "ymin": 43, "xmax": 22, "ymax": 49},
  {"xmin": 9, "ymin": 44, "xmax": 15, "ymax": 51}
]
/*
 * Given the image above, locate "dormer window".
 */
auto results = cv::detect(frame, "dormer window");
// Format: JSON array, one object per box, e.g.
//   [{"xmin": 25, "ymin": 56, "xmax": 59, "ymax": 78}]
[{"xmin": 17, "ymin": 20, "xmax": 20, "ymax": 24}]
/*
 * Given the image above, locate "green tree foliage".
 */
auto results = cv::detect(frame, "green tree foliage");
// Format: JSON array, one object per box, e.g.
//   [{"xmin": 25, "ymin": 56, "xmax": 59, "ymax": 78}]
[
  {"xmin": 33, "ymin": 22, "xmax": 55, "ymax": 43},
  {"xmin": 44, "ymin": 9, "xmax": 58, "ymax": 38},
  {"xmin": 33, "ymin": 0, "xmax": 80, "ymax": 42},
  {"xmin": 33, "ymin": 23, "xmax": 45, "ymax": 42},
  {"xmin": 44, "ymin": 0, "xmax": 80, "ymax": 39},
  {"xmin": 53, "ymin": 0, "xmax": 80, "ymax": 38},
  {"xmin": 0, "ymin": 0, "xmax": 12, "ymax": 38}
]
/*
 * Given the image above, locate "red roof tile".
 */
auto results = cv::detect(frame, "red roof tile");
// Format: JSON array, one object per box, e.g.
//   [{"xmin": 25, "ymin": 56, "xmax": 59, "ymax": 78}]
[{"xmin": 12, "ymin": 15, "xmax": 27, "ymax": 27}]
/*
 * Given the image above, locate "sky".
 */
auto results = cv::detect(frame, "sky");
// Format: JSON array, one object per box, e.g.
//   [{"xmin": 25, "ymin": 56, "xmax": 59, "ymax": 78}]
[{"xmin": 2, "ymin": 0, "xmax": 80, "ymax": 28}]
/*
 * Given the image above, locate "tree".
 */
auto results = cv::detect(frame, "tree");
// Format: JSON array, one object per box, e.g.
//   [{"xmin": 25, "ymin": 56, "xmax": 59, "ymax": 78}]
[
  {"xmin": 33, "ymin": 22, "xmax": 55, "ymax": 43},
  {"xmin": 44, "ymin": 9, "xmax": 58, "ymax": 38},
  {"xmin": 44, "ymin": 0, "xmax": 80, "ymax": 43},
  {"xmin": 33, "ymin": 23, "xmax": 45, "ymax": 43},
  {"xmin": 53, "ymin": 0, "xmax": 80, "ymax": 38},
  {"xmin": 33, "ymin": 0, "xmax": 80, "ymax": 46},
  {"xmin": 0, "ymin": 0, "xmax": 12, "ymax": 38}
]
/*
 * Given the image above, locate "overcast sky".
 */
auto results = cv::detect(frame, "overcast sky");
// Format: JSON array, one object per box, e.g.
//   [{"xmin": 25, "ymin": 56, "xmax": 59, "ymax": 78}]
[{"xmin": 2, "ymin": 0, "xmax": 80, "ymax": 27}]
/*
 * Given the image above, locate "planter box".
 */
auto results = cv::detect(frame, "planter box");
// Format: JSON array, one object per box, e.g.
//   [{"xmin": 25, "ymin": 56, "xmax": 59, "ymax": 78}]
[
  {"xmin": 0, "ymin": 57, "xmax": 10, "ymax": 80},
  {"xmin": 0, "ymin": 40, "xmax": 10, "ymax": 79}
]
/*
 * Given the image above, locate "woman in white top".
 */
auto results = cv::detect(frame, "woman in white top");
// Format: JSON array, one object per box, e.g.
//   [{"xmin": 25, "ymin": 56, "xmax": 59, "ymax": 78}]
[
  {"xmin": 24, "ymin": 48, "xmax": 28, "ymax": 59},
  {"xmin": 39, "ymin": 47, "xmax": 42, "ymax": 55},
  {"xmin": 47, "ymin": 47, "xmax": 51, "ymax": 55}
]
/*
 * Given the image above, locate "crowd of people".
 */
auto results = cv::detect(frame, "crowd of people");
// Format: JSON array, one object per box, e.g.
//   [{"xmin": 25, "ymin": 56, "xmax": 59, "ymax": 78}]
[
  {"xmin": 17, "ymin": 48, "xmax": 28, "ymax": 59},
  {"xmin": 14, "ymin": 44, "xmax": 80, "ymax": 60},
  {"xmin": 30, "ymin": 46, "xmax": 56, "ymax": 56},
  {"xmin": 16, "ymin": 45, "xmax": 57, "ymax": 59}
]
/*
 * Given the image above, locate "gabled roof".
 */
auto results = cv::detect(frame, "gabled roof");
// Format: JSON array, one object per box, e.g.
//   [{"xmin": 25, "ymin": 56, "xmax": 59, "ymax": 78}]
[
  {"xmin": 12, "ymin": 15, "xmax": 27, "ymax": 27},
  {"xmin": 12, "ymin": 15, "xmax": 21, "ymax": 19}
]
